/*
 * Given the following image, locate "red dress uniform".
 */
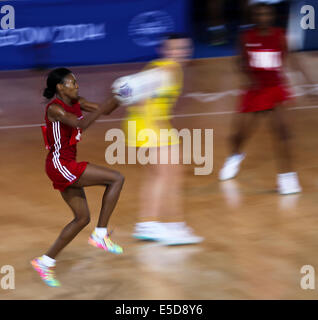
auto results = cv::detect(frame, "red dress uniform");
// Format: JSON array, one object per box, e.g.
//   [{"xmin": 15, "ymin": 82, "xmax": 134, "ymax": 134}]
[
  {"xmin": 239, "ymin": 27, "xmax": 291, "ymax": 112},
  {"xmin": 43, "ymin": 98, "xmax": 88, "ymax": 192}
]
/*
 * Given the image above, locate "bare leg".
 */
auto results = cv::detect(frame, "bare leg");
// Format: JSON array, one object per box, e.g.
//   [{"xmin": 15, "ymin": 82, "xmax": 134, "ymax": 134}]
[
  {"xmin": 230, "ymin": 112, "xmax": 260, "ymax": 155},
  {"xmin": 159, "ymin": 145, "xmax": 184, "ymax": 222},
  {"xmin": 135, "ymin": 144, "xmax": 202, "ymax": 244},
  {"xmin": 219, "ymin": 112, "xmax": 262, "ymax": 181},
  {"xmin": 139, "ymin": 164, "xmax": 165, "ymax": 221},
  {"xmin": 269, "ymin": 104, "xmax": 293, "ymax": 173},
  {"xmin": 73, "ymin": 163, "xmax": 125, "ymax": 227},
  {"xmin": 46, "ymin": 164, "xmax": 124, "ymax": 258},
  {"xmin": 46, "ymin": 187, "xmax": 90, "ymax": 259},
  {"xmin": 138, "ymin": 145, "xmax": 183, "ymax": 222}
]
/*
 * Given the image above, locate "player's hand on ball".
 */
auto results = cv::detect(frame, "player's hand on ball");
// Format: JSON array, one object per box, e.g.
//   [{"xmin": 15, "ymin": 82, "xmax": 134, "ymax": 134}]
[
  {"xmin": 111, "ymin": 68, "xmax": 170, "ymax": 106},
  {"xmin": 112, "ymin": 76, "xmax": 133, "ymax": 105}
]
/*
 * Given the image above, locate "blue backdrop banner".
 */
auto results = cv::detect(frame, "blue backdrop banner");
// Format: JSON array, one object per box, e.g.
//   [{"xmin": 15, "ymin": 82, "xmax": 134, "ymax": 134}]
[{"xmin": 0, "ymin": 0, "xmax": 190, "ymax": 70}]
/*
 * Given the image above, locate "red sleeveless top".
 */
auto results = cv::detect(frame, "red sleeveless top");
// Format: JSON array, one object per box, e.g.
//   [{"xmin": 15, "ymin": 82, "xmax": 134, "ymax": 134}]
[
  {"xmin": 241, "ymin": 27, "xmax": 287, "ymax": 87},
  {"xmin": 44, "ymin": 98, "xmax": 83, "ymax": 162}
]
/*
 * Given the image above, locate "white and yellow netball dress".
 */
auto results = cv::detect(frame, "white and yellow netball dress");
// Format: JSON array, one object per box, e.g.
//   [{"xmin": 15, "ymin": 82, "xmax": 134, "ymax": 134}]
[{"xmin": 122, "ymin": 59, "xmax": 183, "ymax": 148}]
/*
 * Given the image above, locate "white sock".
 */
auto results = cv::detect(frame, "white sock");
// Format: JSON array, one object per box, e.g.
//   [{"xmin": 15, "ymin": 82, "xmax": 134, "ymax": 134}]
[
  {"xmin": 278, "ymin": 172, "xmax": 296, "ymax": 178},
  {"xmin": 233, "ymin": 153, "xmax": 244, "ymax": 159},
  {"xmin": 40, "ymin": 255, "xmax": 56, "ymax": 267},
  {"xmin": 95, "ymin": 227, "xmax": 107, "ymax": 238}
]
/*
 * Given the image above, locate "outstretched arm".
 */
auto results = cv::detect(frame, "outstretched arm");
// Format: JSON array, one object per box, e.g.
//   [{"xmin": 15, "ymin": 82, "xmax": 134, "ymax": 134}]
[
  {"xmin": 47, "ymin": 96, "xmax": 119, "ymax": 131},
  {"xmin": 78, "ymin": 96, "xmax": 119, "ymax": 115},
  {"xmin": 78, "ymin": 97, "xmax": 99, "ymax": 112},
  {"xmin": 236, "ymin": 34, "xmax": 254, "ymax": 87}
]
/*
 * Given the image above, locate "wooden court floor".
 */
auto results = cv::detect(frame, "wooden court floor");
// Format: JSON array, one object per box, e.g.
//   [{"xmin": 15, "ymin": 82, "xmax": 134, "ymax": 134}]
[{"xmin": 1, "ymin": 54, "xmax": 318, "ymax": 299}]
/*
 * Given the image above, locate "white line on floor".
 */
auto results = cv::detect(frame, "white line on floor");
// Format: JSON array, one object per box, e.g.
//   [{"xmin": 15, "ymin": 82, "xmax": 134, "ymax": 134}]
[{"xmin": 0, "ymin": 105, "xmax": 318, "ymax": 130}]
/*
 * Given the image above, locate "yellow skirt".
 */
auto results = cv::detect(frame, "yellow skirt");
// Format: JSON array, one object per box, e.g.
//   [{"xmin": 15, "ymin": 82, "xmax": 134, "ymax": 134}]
[{"xmin": 122, "ymin": 118, "xmax": 180, "ymax": 148}]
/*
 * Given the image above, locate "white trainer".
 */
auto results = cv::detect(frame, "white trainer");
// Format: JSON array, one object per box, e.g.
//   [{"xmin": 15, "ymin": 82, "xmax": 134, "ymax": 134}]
[
  {"xmin": 277, "ymin": 172, "xmax": 302, "ymax": 195},
  {"xmin": 219, "ymin": 153, "xmax": 245, "ymax": 181},
  {"xmin": 158, "ymin": 222, "xmax": 204, "ymax": 246},
  {"xmin": 132, "ymin": 221, "xmax": 165, "ymax": 241}
]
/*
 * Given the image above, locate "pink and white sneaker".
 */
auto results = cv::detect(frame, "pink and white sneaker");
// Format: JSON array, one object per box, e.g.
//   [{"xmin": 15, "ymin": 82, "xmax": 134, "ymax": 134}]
[
  {"xmin": 88, "ymin": 231, "xmax": 123, "ymax": 254},
  {"xmin": 31, "ymin": 257, "xmax": 60, "ymax": 287}
]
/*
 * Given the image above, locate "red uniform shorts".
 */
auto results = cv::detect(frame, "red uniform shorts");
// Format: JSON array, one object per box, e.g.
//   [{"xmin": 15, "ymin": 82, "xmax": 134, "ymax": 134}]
[
  {"xmin": 239, "ymin": 85, "xmax": 292, "ymax": 113},
  {"xmin": 46, "ymin": 158, "xmax": 88, "ymax": 192}
]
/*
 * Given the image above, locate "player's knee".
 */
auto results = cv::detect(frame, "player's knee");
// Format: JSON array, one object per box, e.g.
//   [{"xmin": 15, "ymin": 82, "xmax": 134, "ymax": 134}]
[
  {"xmin": 105, "ymin": 172, "xmax": 124, "ymax": 189},
  {"xmin": 115, "ymin": 173, "xmax": 125, "ymax": 187},
  {"xmin": 76, "ymin": 215, "xmax": 90, "ymax": 227},
  {"xmin": 85, "ymin": 215, "xmax": 91, "ymax": 226},
  {"xmin": 103, "ymin": 171, "xmax": 124, "ymax": 187}
]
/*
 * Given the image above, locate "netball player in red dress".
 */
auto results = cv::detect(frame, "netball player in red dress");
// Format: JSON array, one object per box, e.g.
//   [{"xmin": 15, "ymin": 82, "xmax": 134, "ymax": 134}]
[
  {"xmin": 31, "ymin": 68, "xmax": 124, "ymax": 287},
  {"xmin": 219, "ymin": 3, "xmax": 313, "ymax": 194}
]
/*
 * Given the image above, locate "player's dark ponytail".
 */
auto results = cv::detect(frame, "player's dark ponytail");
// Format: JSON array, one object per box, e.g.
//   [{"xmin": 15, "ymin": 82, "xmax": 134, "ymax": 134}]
[
  {"xmin": 43, "ymin": 67, "xmax": 72, "ymax": 99},
  {"xmin": 43, "ymin": 87, "xmax": 56, "ymax": 99}
]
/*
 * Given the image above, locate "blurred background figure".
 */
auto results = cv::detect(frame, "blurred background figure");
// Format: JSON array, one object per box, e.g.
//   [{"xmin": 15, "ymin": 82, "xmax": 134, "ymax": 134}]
[
  {"xmin": 122, "ymin": 33, "xmax": 203, "ymax": 246},
  {"xmin": 218, "ymin": 2, "xmax": 314, "ymax": 195}
]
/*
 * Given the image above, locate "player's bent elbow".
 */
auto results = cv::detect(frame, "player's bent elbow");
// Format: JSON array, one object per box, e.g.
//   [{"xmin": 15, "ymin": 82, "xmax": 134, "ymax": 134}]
[{"xmin": 76, "ymin": 121, "xmax": 88, "ymax": 131}]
